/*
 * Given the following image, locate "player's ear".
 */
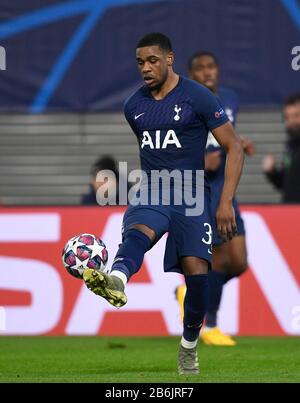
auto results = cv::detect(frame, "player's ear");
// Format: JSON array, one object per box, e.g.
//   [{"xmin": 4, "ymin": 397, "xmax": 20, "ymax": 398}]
[{"xmin": 167, "ymin": 51, "xmax": 174, "ymax": 66}]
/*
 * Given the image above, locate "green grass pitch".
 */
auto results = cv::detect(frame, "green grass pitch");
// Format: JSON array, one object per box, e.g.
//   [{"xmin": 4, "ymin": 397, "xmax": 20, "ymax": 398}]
[{"xmin": 0, "ymin": 336, "xmax": 299, "ymax": 383}]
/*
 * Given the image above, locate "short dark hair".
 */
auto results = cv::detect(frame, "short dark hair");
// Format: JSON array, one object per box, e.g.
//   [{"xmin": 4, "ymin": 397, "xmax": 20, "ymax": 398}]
[
  {"xmin": 284, "ymin": 93, "xmax": 300, "ymax": 108},
  {"xmin": 91, "ymin": 156, "xmax": 118, "ymax": 176},
  {"xmin": 136, "ymin": 32, "xmax": 172, "ymax": 53},
  {"xmin": 187, "ymin": 51, "xmax": 219, "ymax": 71}
]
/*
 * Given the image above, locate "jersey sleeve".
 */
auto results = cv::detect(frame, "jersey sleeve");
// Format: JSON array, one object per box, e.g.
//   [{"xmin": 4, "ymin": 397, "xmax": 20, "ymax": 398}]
[{"xmin": 189, "ymin": 82, "xmax": 230, "ymax": 131}]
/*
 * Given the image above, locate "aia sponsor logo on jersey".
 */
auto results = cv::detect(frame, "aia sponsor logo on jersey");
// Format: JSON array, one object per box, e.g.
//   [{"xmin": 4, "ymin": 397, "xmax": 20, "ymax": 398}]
[{"xmin": 141, "ymin": 130, "xmax": 182, "ymax": 149}]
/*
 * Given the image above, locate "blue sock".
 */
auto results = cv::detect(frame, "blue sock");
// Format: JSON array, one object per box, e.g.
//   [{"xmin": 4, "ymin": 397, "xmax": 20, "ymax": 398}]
[
  {"xmin": 206, "ymin": 271, "xmax": 227, "ymax": 328},
  {"xmin": 206, "ymin": 271, "xmax": 239, "ymax": 328},
  {"xmin": 111, "ymin": 229, "xmax": 152, "ymax": 281},
  {"xmin": 183, "ymin": 274, "xmax": 208, "ymax": 342}
]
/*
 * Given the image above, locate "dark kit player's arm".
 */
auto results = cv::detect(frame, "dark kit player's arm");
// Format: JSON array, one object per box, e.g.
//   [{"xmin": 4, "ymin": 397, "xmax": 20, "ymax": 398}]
[
  {"xmin": 212, "ymin": 122, "xmax": 244, "ymax": 241},
  {"xmin": 265, "ymin": 169, "xmax": 284, "ymax": 190},
  {"xmin": 262, "ymin": 153, "xmax": 284, "ymax": 190}
]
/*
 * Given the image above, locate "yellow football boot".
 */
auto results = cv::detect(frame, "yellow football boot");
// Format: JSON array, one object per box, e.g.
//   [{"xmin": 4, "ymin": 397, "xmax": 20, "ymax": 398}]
[
  {"xmin": 201, "ymin": 327, "xmax": 237, "ymax": 346},
  {"xmin": 83, "ymin": 269, "xmax": 127, "ymax": 308}
]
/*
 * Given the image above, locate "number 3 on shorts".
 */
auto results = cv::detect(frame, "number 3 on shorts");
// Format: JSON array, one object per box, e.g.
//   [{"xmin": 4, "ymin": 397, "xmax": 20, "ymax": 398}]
[{"xmin": 202, "ymin": 223, "xmax": 212, "ymax": 245}]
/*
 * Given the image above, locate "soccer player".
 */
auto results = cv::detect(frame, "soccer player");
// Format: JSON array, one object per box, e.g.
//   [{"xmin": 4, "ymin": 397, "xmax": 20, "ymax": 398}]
[
  {"xmin": 83, "ymin": 34, "xmax": 244, "ymax": 375},
  {"xmin": 177, "ymin": 52, "xmax": 254, "ymax": 346}
]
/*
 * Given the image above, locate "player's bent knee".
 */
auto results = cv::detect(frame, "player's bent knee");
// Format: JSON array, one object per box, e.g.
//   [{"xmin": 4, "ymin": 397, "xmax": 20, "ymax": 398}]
[
  {"xmin": 181, "ymin": 256, "xmax": 209, "ymax": 276},
  {"xmin": 211, "ymin": 244, "xmax": 230, "ymax": 271},
  {"xmin": 211, "ymin": 257, "xmax": 228, "ymax": 272},
  {"xmin": 238, "ymin": 260, "xmax": 248, "ymax": 275},
  {"xmin": 130, "ymin": 224, "xmax": 156, "ymax": 243},
  {"xmin": 230, "ymin": 259, "xmax": 248, "ymax": 277}
]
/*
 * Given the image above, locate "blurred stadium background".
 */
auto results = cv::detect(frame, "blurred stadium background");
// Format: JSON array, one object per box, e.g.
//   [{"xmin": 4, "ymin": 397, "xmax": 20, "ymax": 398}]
[{"xmin": 0, "ymin": 0, "xmax": 299, "ymax": 341}]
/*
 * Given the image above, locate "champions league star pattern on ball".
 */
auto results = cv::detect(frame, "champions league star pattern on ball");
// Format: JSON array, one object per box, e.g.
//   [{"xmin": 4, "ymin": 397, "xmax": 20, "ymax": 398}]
[{"xmin": 62, "ymin": 234, "xmax": 108, "ymax": 279}]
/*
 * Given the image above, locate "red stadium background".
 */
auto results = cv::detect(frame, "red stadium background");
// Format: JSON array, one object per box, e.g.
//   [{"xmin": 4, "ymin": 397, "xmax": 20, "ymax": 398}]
[{"xmin": 0, "ymin": 206, "xmax": 299, "ymax": 336}]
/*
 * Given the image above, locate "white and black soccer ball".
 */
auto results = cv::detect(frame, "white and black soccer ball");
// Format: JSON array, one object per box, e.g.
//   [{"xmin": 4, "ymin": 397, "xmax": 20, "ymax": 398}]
[{"xmin": 62, "ymin": 233, "xmax": 108, "ymax": 279}]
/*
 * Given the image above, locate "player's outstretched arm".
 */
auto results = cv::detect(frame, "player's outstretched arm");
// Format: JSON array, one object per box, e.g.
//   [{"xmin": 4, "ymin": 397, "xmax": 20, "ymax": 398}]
[{"xmin": 212, "ymin": 122, "xmax": 244, "ymax": 241}]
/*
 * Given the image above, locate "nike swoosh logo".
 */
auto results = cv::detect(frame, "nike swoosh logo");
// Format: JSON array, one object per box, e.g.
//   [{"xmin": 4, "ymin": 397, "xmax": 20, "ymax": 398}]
[
  {"xmin": 113, "ymin": 257, "xmax": 124, "ymax": 264},
  {"xmin": 187, "ymin": 323, "xmax": 203, "ymax": 329},
  {"xmin": 134, "ymin": 113, "xmax": 145, "ymax": 120}
]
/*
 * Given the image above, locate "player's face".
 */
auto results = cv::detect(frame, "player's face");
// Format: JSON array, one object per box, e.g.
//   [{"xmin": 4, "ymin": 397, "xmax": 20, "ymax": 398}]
[
  {"xmin": 189, "ymin": 55, "xmax": 219, "ymax": 92},
  {"xmin": 136, "ymin": 46, "xmax": 172, "ymax": 91},
  {"xmin": 283, "ymin": 103, "xmax": 300, "ymax": 133}
]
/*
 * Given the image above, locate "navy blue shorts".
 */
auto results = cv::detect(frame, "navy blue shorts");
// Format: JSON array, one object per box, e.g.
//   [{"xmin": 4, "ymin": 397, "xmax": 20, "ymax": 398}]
[
  {"xmin": 122, "ymin": 195, "xmax": 213, "ymax": 274},
  {"xmin": 210, "ymin": 195, "xmax": 245, "ymax": 246}
]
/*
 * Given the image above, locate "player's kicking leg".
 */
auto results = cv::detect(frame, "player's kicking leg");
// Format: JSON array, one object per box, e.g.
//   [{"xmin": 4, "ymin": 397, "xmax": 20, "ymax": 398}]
[{"xmin": 83, "ymin": 223, "xmax": 155, "ymax": 308}]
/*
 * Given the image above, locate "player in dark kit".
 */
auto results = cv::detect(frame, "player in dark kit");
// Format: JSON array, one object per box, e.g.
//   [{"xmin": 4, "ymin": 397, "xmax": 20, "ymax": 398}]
[
  {"xmin": 176, "ymin": 52, "xmax": 254, "ymax": 346},
  {"xmin": 83, "ymin": 34, "xmax": 244, "ymax": 375}
]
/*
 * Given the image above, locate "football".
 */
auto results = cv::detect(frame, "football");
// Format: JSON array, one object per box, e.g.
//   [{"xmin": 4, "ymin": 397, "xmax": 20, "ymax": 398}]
[{"xmin": 62, "ymin": 233, "xmax": 108, "ymax": 279}]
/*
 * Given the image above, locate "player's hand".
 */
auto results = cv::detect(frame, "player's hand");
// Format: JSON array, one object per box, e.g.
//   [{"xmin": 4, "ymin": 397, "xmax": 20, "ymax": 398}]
[
  {"xmin": 241, "ymin": 136, "xmax": 256, "ymax": 156},
  {"xmin": 205, "ymin": 151, "xmax": 222, "ymax": 171},
  {"xmin": 262, "ymin": 153, "xmax": 276, "ymax": 173},
  {"xmin": 216, "ymin": 200, "xmax": 237, "ymax": 242}
]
